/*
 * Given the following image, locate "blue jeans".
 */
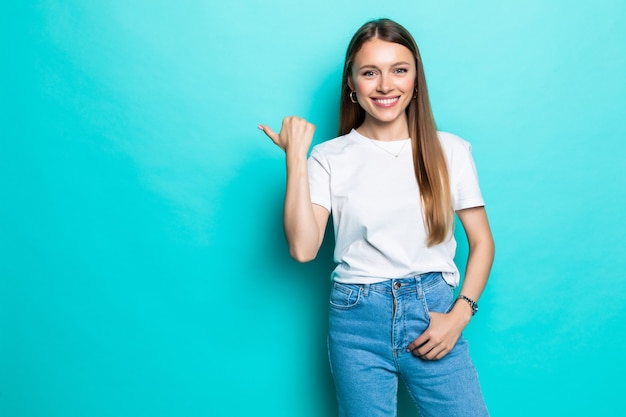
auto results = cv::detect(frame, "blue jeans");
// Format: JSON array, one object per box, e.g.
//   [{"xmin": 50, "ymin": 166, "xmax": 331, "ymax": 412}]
[{"xmin": 328, "ymin": 272, "xmax": 489, "ymax": 417}]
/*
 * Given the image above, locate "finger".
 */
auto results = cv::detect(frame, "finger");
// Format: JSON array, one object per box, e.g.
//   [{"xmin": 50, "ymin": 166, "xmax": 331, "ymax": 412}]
[
  {"xmin": 407, "ymin": 334, "xmax": 428, "ymax": 352},
  {"xmin": 410, "ymin": 348, "xmax": 421, "ymax": 358},
  {"xmin": 424, "ymin": 344, "xmax": 447, "ymax": 360},
  {"xmin": 433, "ymin": 348, "xmax": 450, "ymax": 361},
  {"xmin": 409, "ymin": 340, "xmax": 432, "ymax": 358},
  {"xmin": 258, "ymin": 124, "xmax": 279, "ymax": 142},
  {"xmin": 416, "ymin": 342, "xmax": 436, "ymax": 358},
  {"xmin": 283, "ymin": 116, "xmax": 316, "ymax": 135}
]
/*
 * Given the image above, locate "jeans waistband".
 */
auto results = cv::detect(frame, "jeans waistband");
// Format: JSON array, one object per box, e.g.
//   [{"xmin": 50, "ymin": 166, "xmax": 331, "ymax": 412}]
[{"xmin": 356, "ymin": 272, "xmax": 442, "ymax": 296}]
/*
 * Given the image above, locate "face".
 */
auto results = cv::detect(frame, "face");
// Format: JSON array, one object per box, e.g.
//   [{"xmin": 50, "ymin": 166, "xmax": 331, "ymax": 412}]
[{"xmin": 349, "ymin": 39, "xmax": 416, "ymax": 128}]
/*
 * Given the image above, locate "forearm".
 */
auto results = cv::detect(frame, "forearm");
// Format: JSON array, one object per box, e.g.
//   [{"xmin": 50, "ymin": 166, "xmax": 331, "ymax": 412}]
[
  {"xmin": 450, "ymin": 238, "xmax": 495, "ymax": 320},
  {"xmin": 449, "ymin": 207, "xmax": 495, "ymax": 322},
  {"xmin": 283, "ymin": 151, "xmax": 323, "ymax": 262},
  {"xmin": 259, "ymin": 117, "xmax": 324, "ymax": 261}
]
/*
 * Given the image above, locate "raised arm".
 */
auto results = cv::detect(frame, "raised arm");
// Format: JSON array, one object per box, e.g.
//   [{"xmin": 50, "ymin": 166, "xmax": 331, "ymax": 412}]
[{"xmin": 259, "ymin": 116, "xmax": 329, "ymax": 262}]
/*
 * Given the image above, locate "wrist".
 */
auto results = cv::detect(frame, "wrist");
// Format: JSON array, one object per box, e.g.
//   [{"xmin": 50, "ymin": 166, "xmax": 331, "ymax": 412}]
[
  {"xmin": 455, "ymin": 294, "xmax": 478, "ymax": 317},
  {"xmin": 449, "ymin": 302, "xmax": 472, "ymax": 325},
  {"xmin": 285, "ymin": 148, "xmax": 308, "ymax": 164}
]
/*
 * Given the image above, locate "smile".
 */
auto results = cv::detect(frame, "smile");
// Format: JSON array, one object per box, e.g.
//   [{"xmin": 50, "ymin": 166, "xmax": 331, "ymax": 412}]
[{"xmin": 372, "ymin": 97, "xmax": 400, "ymax": 107}]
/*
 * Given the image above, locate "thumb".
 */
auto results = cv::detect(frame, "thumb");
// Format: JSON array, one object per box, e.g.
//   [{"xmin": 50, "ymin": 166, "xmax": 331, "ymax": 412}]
[{"xmin": 258, "ymin": 124, "xmax": 279, "ymax": 142}]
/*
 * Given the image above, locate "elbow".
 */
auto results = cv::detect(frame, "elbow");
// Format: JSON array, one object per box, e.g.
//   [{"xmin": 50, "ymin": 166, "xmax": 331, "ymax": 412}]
[
  {"xmin": 289, "ymin": 246, "xmax": 318, "ymax": 263},
  {"xmin": 488, "ymin": 235, "xmax": 496, "ymax": 255}
]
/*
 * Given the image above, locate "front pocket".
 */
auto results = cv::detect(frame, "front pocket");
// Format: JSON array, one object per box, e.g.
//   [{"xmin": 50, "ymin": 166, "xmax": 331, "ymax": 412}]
[
  {"xmin": 422, "ymin": 277, "xmax": 454, "ymax": 318},
  {"xmin": 329, "ymin": 282, "xmax": 362, "ymax": 310}
]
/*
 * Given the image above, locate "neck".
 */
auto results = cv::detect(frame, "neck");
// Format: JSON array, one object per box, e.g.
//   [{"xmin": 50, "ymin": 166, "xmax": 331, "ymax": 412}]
[{"xmin": 356, "ymin": 115, "xmax": 410, "ymax": 141}]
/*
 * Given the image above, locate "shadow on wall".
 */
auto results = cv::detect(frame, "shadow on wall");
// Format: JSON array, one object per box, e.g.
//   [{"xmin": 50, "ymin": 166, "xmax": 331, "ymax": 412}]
[{"xmin": 209, "ymin": 143, "xmax": 337, "ymax": 414}]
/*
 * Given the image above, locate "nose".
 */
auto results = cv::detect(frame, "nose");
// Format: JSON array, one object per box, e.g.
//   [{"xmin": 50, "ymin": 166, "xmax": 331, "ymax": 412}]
[{"xmin": 377, "ymin": 73, "xmax": 392, "ymax": 93}]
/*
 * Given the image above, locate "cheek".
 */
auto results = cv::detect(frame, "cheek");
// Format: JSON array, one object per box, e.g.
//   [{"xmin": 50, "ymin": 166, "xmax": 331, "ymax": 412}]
[
  {"xmin": 398, "ymin": 78, "xmax": 415, "ymax": 92},
  {"xmin": 355, "ymin": 79, "xmax": 376, "ymax": 96}
]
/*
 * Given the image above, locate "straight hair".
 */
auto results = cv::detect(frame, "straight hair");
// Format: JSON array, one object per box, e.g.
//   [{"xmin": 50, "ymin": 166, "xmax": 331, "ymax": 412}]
[{"xmin": 338, "ymin": 18, "xmax": 453, "ymax": 246}]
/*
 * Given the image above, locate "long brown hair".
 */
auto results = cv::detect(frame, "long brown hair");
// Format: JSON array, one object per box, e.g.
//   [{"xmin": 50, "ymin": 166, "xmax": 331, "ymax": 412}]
[{"xmin": 338, "ymin": 18, "xmax": 453, "ymax": 246}]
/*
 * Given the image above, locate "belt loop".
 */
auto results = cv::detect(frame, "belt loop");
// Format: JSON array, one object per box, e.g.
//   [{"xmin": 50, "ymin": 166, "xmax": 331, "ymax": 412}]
[
  {"xmin": 414, "ymin": 275, "xmax": 424, "ymax": 300},
  {"xmin": 362, "ymin": 284, "xmax": 370, "ymax": 297}
]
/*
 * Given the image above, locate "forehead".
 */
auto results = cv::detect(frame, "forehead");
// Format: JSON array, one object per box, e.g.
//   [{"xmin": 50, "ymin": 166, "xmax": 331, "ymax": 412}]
[{"xmin": 353, "ymin": 38, "xmax": 414, "ymax": 66}]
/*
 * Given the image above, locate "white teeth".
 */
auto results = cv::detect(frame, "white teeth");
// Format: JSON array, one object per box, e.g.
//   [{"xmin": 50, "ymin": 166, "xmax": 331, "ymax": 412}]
[{"xmin": 374, "ymin": 97, "xmax": 399, "ymax": 105}]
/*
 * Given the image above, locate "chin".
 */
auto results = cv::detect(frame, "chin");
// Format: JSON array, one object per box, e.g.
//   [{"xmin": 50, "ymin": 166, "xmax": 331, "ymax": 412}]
[{"xmin": 372, "ymin": 111, "xmax": 405, "ymax": 123}]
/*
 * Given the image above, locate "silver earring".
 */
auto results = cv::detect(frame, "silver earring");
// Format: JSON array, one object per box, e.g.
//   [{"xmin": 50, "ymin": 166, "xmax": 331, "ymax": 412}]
[
  {"xmin": 413, "ymin": 88, "xmax": 418, "ymax": 99},
  {"xmin": 350, "ymin": 91, "xmax": 358, "ymax": 104}
]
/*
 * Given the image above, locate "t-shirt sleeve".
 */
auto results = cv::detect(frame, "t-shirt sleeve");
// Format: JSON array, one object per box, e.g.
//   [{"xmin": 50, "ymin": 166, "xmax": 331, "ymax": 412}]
[
  {"xmin": 448, "ymin": 138, "xmax": 485, "ymax": 211},
  {"xmin": 307, "ymin": 147, "xmax": 332, "ymax": 212}
]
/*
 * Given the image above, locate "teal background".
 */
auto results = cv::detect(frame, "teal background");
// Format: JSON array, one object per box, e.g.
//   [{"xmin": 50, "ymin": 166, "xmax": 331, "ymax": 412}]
[{"xmin": 1, "ymin": 1, "xmax": 625, "ymax": 416}]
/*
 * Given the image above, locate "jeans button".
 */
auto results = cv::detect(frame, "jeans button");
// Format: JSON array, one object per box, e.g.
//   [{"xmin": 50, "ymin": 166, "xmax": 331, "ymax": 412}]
[{"xmin": 393, "ymin": 281, "xmax": 401, "ymax": 290}]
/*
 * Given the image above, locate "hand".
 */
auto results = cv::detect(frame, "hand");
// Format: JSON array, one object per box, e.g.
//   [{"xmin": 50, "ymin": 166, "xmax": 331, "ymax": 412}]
[
  {"xmin": 406, "ymin": 311, "xmax": 467, "ymax": 360},
  {"xmin": 258, "ymin": 116, "xmax": 316, "ymax": 156}
]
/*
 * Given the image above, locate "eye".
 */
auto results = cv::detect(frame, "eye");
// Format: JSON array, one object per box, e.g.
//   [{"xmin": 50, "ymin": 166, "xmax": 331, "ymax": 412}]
[
  {"xmin": 394, "ymin": 67, "xmax": 409, "ymax": 74},
  {"xmin": 362, "ymin": 70, "xmax": 377, "ymax": 77}
]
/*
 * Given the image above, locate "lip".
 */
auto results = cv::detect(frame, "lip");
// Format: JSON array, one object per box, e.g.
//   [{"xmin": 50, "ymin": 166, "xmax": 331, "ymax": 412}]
[{"xmin": 371, "ymin": 96, "xmax": 400, "ymax": 108}]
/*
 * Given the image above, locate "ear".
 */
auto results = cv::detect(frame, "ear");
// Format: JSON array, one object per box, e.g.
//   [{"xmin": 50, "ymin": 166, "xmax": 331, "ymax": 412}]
[{"xmin": 347, "ymin": 76, "xmax": 354, "ymax": 91}]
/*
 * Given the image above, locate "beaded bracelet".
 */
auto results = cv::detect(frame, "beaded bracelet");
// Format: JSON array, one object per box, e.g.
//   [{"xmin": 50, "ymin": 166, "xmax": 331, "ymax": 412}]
[{"xmin": 456, "ymin": 294, "xmax": 478, "ymax": 316}]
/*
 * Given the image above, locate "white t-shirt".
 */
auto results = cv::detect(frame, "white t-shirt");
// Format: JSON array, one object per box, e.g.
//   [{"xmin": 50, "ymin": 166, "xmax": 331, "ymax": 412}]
[{"xmin": 308, "ymin": 129, "xmax": 484, "ymax": 287}]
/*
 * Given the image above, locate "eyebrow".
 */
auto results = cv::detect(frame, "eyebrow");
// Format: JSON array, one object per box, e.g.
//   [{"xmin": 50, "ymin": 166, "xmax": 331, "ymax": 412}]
[{"xmin": 358, "ymin": 62, "xmax": 412, "ymax": 70}]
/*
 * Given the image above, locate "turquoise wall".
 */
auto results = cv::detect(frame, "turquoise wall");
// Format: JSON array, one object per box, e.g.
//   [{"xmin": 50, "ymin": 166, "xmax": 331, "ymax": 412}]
[{"xmin": 2, "ymin": 1, "xmax": 625, "ymax": 416}]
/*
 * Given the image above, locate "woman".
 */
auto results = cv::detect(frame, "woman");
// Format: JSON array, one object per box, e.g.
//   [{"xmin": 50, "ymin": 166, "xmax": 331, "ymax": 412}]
[{"xmin": 259, "ymin": 18, "xmax": 494, "ymax": 417}]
